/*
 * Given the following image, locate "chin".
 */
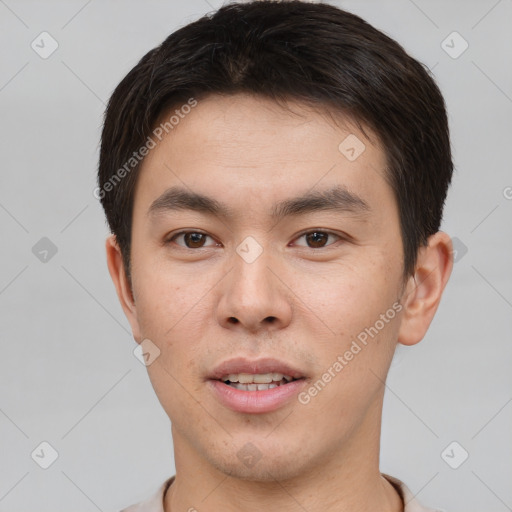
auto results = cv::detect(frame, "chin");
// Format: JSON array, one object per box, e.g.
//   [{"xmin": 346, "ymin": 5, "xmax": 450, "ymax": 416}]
[
  {"xmin": 203, "ymin": 437, "xmax": 316, "ymax": 483},
  {"xmin": 211, "ymin": 455, "xmax": 307, "ymax": 483}
]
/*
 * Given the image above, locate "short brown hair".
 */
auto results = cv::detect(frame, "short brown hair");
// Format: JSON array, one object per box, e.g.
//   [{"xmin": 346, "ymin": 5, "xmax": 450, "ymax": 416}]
[{"xmin": 98, "ymin": 0, "xmax": 453, "ymax": 281}]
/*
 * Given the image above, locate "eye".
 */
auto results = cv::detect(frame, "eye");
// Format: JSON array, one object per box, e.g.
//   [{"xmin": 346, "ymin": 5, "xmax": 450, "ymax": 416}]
[
  {"xmin": 293, "ymin": 230, "xmax": 343, "ymax": 249},
  {"xmin": 167, "ymin": 231, "xmax": 219, "ymax": 249},
  {"xmin": 166, "ymin": 229, "xmax": 344, "ymax": 250}
]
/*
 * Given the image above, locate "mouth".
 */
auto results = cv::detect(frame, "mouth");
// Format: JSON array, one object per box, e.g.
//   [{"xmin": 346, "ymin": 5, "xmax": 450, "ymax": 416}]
[
  {"xmin": 219, "ymin": 372, "xmax": 299, "ymax": 391},
  {"xmin": 207, "ymin": 358, "xmax": 307, "ymax": 413}
]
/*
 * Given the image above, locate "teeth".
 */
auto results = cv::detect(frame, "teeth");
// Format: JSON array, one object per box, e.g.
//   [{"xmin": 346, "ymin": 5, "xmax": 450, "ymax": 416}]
[
  {"xmin": 254, "ymin": 374, "xmax": 273, "ymax": 384},
  {"xmin": 222, "ymin": 372, "xmax": 294, "ymax": 384},
  {"xmin": 230, "ymin": 382, "xmax": 280, "ymax": 391}
]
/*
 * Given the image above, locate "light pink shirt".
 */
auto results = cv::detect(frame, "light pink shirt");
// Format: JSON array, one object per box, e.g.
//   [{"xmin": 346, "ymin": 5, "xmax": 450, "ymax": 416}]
[{"xmin": 120, "ymin": 474, "xmax": 443, "ymax": 511}]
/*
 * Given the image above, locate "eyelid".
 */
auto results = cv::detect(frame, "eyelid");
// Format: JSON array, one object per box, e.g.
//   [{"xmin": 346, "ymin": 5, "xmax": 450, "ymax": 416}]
[
  {"xmin": 291, "ymin": 229, "xmax": 345, "ymax": 248},
  {"xmin": 166, "ymin": 230, "xmax": 219, "ymax": 248},
  {"xmin": 165, "ymin": 228, "xmax": 349, "ymax": 250}
]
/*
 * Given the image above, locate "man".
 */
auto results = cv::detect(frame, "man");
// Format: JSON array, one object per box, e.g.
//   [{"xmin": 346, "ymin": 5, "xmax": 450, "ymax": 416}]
[{"xmin": 97, "ymin": 1, "xmax": 453, "ymax": 510}]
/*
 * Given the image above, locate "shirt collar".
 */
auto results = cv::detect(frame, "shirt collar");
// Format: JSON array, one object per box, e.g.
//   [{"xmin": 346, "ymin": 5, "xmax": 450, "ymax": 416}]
[{"xmin": 122, "ymin": 474, "xmax": 439, "ymax": 512}]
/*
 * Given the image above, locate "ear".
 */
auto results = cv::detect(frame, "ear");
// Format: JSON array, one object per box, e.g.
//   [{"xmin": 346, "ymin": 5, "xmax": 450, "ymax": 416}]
[
  {"xmin": 105, "ymin": 235, "xmax": 142, "ymax": 343},
  {"xmin": 397, "ymin": 231, "xmax": 453, "ymax": 346}
]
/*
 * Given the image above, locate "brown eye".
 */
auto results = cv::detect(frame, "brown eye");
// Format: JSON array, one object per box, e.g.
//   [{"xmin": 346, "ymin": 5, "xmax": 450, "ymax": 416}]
[
  {"xmin": 294, "ymin": 230, "xmax": 342, "ymax": 249},
  {"xmin": 306, "ymin": 232, "xmax": 329, "ymax": 248},
  {"xmin": 183, "ymin": 232, "xmax": 207, "ymax": 248},
  {"xmin": 169, "ymin": 231, "xmax": 216, "ymax": 249}
]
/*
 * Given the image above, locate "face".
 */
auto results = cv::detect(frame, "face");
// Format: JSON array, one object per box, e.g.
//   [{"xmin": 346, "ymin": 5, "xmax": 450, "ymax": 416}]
[{"xmin": 109, "ymin": 93, "xmax": 425, "ymax": 481}]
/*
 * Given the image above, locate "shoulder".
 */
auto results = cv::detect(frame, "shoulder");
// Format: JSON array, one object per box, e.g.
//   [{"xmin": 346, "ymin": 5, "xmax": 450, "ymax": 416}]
[
  {"xmin": 120, "ymin": 476, "xmax": 175, "ymax": 512},
  {"xmin": 382, "ymin": 473, "xmax": 445, "ymax": 512},
  {"xmin": 120, "ymin": 474, "xmax": 445, "ymax": 512}
]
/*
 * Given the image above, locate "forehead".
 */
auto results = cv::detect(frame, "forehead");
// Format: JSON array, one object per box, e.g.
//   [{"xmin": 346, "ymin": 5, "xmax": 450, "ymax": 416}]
[{"xmin": 134, "ymin": 93, "xmax": 392, "ymax": 221}]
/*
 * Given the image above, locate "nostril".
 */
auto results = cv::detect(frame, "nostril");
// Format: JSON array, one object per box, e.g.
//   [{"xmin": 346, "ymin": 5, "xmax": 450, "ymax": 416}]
[{"xmin": 228, "ymin": 317, "xmax": 239, "ymax": 324}]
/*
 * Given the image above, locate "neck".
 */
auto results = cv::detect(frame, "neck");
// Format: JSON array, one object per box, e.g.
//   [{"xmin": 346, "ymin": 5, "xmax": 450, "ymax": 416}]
[{"xmin": 164, "ymin": 392, "xmax": 403, "ymax": 512}]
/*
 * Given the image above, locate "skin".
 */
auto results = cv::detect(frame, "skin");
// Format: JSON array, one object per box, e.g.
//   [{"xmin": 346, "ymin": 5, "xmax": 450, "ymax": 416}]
[{"xmin": 106, "ymin": 93, "xmax": 453, "ymax": 512}]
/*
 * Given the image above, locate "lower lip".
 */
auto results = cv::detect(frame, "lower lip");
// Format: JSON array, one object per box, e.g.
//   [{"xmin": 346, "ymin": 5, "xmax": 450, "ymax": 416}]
[{"xmin": 208, "ymin": 379, "xmax": 306, "ymax": 414}]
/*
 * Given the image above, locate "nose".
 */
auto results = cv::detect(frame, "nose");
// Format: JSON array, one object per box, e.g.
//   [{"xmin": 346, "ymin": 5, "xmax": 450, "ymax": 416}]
[{"xmin": 215, "ymin": 246, "xmax": 293, "ymax": 334}]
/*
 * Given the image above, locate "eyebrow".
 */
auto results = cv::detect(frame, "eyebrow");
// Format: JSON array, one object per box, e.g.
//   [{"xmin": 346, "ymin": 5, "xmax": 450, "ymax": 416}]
[{"xmin": 147, "ymin": 185, "xmax": 370, "ymax": 222}]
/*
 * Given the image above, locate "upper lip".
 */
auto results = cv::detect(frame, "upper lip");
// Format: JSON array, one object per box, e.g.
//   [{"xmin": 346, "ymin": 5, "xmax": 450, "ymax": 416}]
[{"xmin": 209, "ymin": 357, "xmax": 306, "ymax": 380}]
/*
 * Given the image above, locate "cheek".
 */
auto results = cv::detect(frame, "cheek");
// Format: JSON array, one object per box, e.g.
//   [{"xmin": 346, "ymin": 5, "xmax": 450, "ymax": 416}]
[
  {"xmin": 133, "ymin": 260, "xmax": 198, "ymax": 335},
  {"xmin": 297, "ymin": 257, "xmax": 402, "ymax": 403},
  {"xmin": 131, "ymin": 269, "xmax": 213, "ymax": 402},
  {"xmin": 300, "ymin": 257, "xmax": 401, "ymax": 341}
]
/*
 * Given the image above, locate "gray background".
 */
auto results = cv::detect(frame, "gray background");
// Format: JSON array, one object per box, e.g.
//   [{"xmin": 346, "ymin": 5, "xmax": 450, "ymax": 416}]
[{"xmin": 0, "ymin": 0, "xmax": 511, "ymax": 510}]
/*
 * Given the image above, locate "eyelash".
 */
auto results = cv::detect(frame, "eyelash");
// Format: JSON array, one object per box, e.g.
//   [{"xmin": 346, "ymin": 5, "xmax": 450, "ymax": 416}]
[{"xmin": 166, "ymin": 230, "xmax": 345, "ymax": 250}]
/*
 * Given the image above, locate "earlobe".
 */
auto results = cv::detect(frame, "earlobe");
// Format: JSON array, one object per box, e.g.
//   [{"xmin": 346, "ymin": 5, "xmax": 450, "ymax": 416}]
[
  {"xmin": 105, "ymin": 235, "xmax": 142, "ymax": 342},
  {"xmin": 397, "ymin": 231, "xmax": 453, "ymax": 346}
]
